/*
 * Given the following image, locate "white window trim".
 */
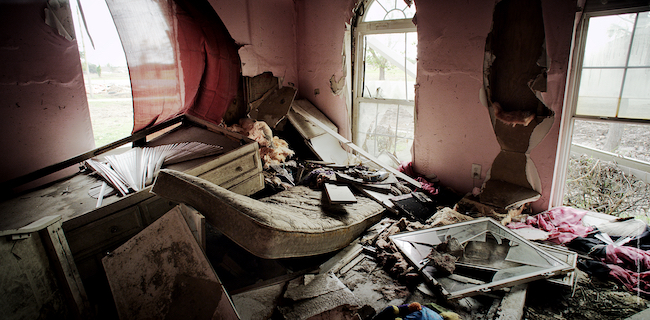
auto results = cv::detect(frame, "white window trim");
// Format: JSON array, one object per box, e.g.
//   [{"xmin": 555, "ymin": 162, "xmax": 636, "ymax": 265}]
[
  {"xmin": 352, "ymin": 18, "xmax": 416, "ymax": 146},
  {"xmin": 549, "ymin": 7, "xmax": 650, "ymax": 209}
]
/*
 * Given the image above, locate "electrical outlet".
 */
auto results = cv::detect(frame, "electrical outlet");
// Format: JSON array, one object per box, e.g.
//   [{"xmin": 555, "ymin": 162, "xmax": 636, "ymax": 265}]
[{"xmin": 471, "ymin": 164, "xmax": 481, "ymax": 180}]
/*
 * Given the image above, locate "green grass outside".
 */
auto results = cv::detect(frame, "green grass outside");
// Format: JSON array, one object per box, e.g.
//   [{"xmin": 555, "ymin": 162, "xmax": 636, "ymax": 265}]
[{"xmin": 87, "ymin": 99, "xmax": 133, "ymax": 147}]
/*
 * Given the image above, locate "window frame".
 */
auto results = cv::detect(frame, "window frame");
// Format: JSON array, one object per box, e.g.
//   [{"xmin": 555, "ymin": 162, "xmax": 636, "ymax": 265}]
[
  {"xmin": 550, "ymin": 6, "xmax": 650, "ymax": 209},
  {"xmin": 352, "ymin": 15, "xmax": 417, "ymax": 160}
]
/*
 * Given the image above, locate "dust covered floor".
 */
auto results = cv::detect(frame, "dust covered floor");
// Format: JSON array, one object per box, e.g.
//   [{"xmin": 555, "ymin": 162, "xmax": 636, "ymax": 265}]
[{"xmin": 525, "ymin": 271, "xmax": 649, "ymax": 320}]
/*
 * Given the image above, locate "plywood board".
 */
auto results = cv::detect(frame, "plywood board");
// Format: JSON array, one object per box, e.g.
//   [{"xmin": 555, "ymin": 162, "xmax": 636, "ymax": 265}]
[{"xmin": 102, "ymin": 206, "xmax": 238, "ymax": 320}]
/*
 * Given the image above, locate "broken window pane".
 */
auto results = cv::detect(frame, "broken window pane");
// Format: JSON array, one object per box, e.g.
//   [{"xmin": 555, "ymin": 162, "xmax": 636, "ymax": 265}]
[
  {"xmin": 582, "ymin": 14, "xmax": 635, "ymax": 68},
  {"xmin": 390, "ymin": 218, "xmax": 572, "ymax": 299},
  {"xmin": 628, "ymin": 11, "xmax": 650, "ymax": 67},
  {"xmin": 576, "ymin": 11, "xmax": 650, "ymax": 120},
  {"xmin": 619, "ymin": 68, "xmax": 650, "ymax": 119},
  {"xmin": 356, "ymin": 102, "xmax": 414, "ymax": 160},
  {"xmin": 576, "ymin": 68, "xmax": 625, "ymax": 117}
]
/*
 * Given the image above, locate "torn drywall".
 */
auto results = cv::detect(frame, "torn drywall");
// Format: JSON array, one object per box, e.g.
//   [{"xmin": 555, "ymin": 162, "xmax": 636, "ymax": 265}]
[{"xmin": 479, "ymin": 0, "xmax": 556, "ymax": 209}]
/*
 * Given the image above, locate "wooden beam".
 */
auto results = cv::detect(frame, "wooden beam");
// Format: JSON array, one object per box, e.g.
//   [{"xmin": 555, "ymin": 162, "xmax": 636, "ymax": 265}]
[{"xmin": 40, "ymin": 220, "xmax": 90, "ymax": 319}]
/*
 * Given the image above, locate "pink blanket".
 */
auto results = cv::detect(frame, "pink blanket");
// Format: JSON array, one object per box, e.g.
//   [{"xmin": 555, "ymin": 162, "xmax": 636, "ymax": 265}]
[{"xmin": 508, "ymin": 206, "xmax": 594, "ymax": 244}]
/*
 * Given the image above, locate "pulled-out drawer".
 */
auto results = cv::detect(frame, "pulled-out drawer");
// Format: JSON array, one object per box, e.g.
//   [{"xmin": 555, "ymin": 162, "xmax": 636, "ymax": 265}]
[{"xmin": 65, "ymin": 205, "xmax": 143, "ymax": 259}]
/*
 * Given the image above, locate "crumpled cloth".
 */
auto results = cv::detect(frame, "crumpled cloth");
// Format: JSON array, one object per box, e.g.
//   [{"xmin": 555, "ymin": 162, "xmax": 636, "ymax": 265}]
[
  {"xmin": 604, "ymin": 244, "xmax": 650, "ymax": 273},
  {"xmin": 579, "ymin": 259, "xmax": 650, "ymax": 297},
  {"xmin": 573, "ymin": 240, "xmax": 650, "ymax": 296},
  {"xmin": 607, "ymin": 264, "xmax": 650, "ymax": 296},
  {"xmin": 507, "ymin": 206, "xmax": 593, "ymax": 244},
  {"xmin": 398, "ymin": 162, "xmax": 438, "ymax": 196},
  {"xmin": 404, "ymin": 307, "xmax": 443, "ymax": 320}
]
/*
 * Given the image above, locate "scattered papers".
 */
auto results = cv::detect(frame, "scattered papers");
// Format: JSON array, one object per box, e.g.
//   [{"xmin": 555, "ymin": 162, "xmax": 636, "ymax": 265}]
[{"xmin": 86, "ymin": 142, "xmax": 223, "ymax": 196}]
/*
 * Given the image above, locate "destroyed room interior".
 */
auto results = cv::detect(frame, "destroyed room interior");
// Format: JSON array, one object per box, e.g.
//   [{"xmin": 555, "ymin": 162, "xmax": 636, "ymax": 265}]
[{"xmin": 2, "ymin": 0, "xmax": 650, "ymax": 319}]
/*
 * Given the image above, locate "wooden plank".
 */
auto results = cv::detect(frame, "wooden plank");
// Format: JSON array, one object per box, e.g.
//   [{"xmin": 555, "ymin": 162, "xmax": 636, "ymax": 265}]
[
  {"xmin": 250, "ymin": 86, "xmax": 297, "ymax": 128},
  {"xmin": 102, "ymin": 207, "xmax": 239, "ymax": 320},
  {"xmin": 183, "ymin": 114, "xmax": 253, "ymax": 143},
  {"xmin": 40, "ymin": 220, "xmax": 90, "ymax": 318},
  {"xmin": 309, "ymin": 134, "xmax": 353, "ymax": 164},
  {"xmin": 0, "ymin": 215, "xmax": 61, "ymax": 237},
  {"xmin": 496, "ymin": 284, "xmax": 528, "ymax": 320},
  {"xmin": 291, "ymin": 100, "xmax": 338, "ymax": 132},
  {"xmin": 291, "ymin": 101, "xmax": 421, "ymax": 188},
  {"xmin": 244, "ymin": 72, "xmax": 280, "ymax": 106},
  {"xmin": 318, "ymin": 242, "xmax": 363, "ymax": 275}
]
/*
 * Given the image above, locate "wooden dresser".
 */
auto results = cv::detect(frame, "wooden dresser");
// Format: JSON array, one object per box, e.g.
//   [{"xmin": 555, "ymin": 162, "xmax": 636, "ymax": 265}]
[{"xmin": 0, "ymin": 115, "xmax": 264, "ymax": 318}]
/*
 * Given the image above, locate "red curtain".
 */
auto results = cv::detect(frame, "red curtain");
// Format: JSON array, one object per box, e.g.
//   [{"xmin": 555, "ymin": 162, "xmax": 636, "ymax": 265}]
[{"xmin": 105, "ymin": 0, "xmax": 240, "ymax": 132}]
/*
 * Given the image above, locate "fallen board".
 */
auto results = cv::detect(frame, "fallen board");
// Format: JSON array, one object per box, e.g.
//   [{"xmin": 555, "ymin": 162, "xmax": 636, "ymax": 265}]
[
  {"xmin": 291, "ymin": 100, "xmax": 421, "ymax": 189},
  {"xmin": 102, "ymin": 206, "xmax": 239, "ymax": 320}
]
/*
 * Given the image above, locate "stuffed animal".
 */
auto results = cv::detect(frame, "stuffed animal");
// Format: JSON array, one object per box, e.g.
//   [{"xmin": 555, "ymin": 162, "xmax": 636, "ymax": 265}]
[{"xmin": 372, "ymin": 302, "xmax": 461, "ymax": 320}]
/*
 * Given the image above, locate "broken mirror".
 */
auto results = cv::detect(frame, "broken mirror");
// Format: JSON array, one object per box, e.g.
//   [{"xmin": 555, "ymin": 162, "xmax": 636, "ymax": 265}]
[{"xmin": 389, "ymin": 217, "xmax": 573, "ymax": 299}]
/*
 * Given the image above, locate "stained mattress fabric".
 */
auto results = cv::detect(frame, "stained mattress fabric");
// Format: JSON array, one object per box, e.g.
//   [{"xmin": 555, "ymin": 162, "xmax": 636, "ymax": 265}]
[{"xmin": 151, "ymin": 169, "xmax": 385, "ymax": 259}]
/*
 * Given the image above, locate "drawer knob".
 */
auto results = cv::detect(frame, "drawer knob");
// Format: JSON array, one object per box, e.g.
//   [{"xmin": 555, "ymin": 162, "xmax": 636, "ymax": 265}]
[
  {"xmin": 236, "ymin": 166, "xmax": 243, "ymax": 172},
  {"xmin": 110, "ymin": 226, "xmax": 119, "ymax": 233}
]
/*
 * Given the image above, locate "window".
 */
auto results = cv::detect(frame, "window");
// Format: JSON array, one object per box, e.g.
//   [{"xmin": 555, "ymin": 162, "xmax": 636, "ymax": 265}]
[
  {"xmin": 551, "ymin": 8, "xmax": 650, "ymax": 210},
  {"xmin": 353, "ymin": 0, "xmax": 416, "ymax": 164},
  {"xmin": 70, "ymin": 0, "xmax": 133, "ymax": 148},
  {"xmin": 576, "ymin": 12, "xmax": 650, "ymax": 120}
]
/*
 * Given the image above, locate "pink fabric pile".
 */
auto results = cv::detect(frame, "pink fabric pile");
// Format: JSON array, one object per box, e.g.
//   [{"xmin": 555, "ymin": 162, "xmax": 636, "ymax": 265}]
[
  {"xmin": 398, "ymin": 162, "xmax": 438, "ymax": 196},
  {"xmin": 507, "ymin": 206, "xmax": 594, "ymax": 244}
]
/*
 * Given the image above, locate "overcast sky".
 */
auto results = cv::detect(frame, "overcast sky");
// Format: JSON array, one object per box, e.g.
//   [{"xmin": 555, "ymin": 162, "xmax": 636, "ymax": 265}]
[{"xmin": 71, "ymin": 0, "xmax": 128, "ymax": 67}]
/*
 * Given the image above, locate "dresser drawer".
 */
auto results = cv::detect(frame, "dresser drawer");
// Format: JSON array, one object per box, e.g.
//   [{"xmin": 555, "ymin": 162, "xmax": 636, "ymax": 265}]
[
  {"xmin": 196, "ymin": 149, "xmax": 260, "ymax": 187},
  {"xmin": 65, "ymin": 206, "xmax": 143, "ymax": 258},
  {"xmin": 226, "ymin": 172, "xmax": 265, "ymax": 195}
]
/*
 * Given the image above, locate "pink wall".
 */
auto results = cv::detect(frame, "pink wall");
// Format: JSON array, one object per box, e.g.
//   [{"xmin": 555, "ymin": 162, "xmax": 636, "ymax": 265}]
[
  {"xmin": 0, "ymin": 1, "xmax": 95, "ymax": 192},
  {"xmin": 412, "ymin": 0, "xmax": 500, "ymax": 199},
  {"xmin": 209, "ymin": 0, "xmax": 299, "ymax": 89},
  {"xmin": 412, "ymin": 0, "xmax": 576, "ymax": 212},
  {"xmin": 210, "ymin": 0, "xmax": 577, "ymax": 212},
  {"xmin": 295, "ymin": 0, "xmax": 357, "ymax": 139}
]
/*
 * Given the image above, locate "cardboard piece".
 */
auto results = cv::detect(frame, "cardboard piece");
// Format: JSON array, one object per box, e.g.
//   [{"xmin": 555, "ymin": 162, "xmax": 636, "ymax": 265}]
[
  {"xmin": 324, "ymin": 183, "xmax": 357, "ymax": 204},
  {"xmin": 102, "ymin": 206, "xmax": 239, "ymax": 320}
]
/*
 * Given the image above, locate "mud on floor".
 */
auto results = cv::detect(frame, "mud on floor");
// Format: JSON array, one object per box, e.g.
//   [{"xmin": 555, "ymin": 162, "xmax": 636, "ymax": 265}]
[{"xmin": 524, "ymin": 270, "xmax": 649, "ymax": 320}]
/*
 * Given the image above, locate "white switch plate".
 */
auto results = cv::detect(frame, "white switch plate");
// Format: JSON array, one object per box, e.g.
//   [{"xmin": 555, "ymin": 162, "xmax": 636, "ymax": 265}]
[{"xmin": 471, "ymin": 164, "xmax": 481, "ymax": 179}]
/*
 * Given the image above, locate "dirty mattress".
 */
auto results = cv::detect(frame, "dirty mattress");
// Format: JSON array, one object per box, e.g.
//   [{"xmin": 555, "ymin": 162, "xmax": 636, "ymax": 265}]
[{"xmin": 151, "ymin": 169, "xmax": 385, "ymax": 259}]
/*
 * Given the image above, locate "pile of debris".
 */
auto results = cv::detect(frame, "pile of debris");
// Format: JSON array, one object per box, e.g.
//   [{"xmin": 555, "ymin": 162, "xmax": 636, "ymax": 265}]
[{"xmin": 97, "ymin": 72, "xmax": 650, "ymax": 319}]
